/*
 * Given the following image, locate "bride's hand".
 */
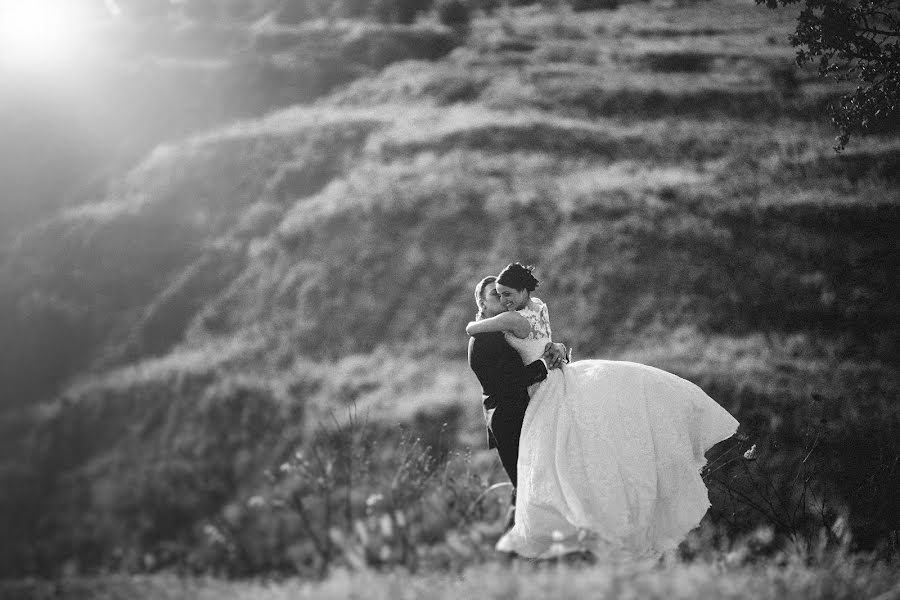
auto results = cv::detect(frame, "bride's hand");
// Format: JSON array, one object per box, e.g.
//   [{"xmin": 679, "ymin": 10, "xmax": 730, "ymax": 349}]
[{"xmin": 542, "ymin": 342, "xmax": 567, "ymax": 370}]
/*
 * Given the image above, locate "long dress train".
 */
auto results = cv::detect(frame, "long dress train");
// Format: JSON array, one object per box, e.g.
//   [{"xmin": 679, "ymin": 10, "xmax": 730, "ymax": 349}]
[{"xmin": 495, "ymin": 298, "xmax": 739, "ymax": 559}]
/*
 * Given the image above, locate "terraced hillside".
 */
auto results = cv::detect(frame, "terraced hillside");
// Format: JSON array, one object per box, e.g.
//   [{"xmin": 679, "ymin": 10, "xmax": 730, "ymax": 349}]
[{"xmin": 0, "ymin": 0, "xmax": 897, "ymax": 577}]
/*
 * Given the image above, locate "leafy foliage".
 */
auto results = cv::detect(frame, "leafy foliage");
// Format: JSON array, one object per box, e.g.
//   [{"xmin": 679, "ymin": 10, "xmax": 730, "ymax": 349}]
[
  {"xmin": 242, "ymin": 408, "xmax": 497, "ymax": 577},
  {"xmin": 758, "ymin": 0, "xmax": 900, "ymax": 148},
  {"xmin": 703, "ymin": 392, "xmax": 900, "ymax": 557}
]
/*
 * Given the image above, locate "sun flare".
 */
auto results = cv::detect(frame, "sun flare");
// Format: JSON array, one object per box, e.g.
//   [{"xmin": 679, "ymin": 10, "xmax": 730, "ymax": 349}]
[{"xmin": 0, "ymin": 0, "xmax": 93, "ymax": 70}]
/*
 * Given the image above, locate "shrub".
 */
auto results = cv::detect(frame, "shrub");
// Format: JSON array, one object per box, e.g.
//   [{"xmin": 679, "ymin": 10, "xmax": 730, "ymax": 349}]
[
  {"xmin": 437, "ymin": 0, "xmax": 472, "ymax": 29},
  {"xmin": 570, "ymin": 0, "xmax": 620, "ymax": 10},
  {"xmin": 398, "ymin": 0, "xmax": 433, "ymax": 23},
  {"xmin": 769, "ymin": 63, "xmax": 801, "ymax": 98},
  {"xmin": 424, "ymin": 75, "xmax": 487, "ymax": 105},
  {"xmin": 339, "ymin": 26, "xmax": 459, "ymax": 69},
  {"xmin": 702, "ymin": 392, "xmax": 900, "ymax": 558},
  {"xmin": 638, "ymin": 51, "xmax": 717, "ymax": 74},
  {"xmin": 474, "ymin": 0, "xmax": 502, "ymax": 14},
  {"xmin": 272, "ymin": 0, "xmax": 318, "ymax": 24},
  {"xmin": 235, "ymin": 405, "xmax": 491, "ymax": 578},
  {"xmin": 535, "ymin": 42, "xmax": 599, "ymax": 65},
  {"xmin": 340, "ymin": 0, "xmax": 371, "ymax": 18},
  {"xmin": 371, "ymin": 0, "xmax": 434, "ymax": 24}
]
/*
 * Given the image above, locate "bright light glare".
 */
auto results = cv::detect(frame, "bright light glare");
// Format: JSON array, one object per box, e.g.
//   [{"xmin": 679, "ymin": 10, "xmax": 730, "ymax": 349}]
[{"xmin": 0, "ymin": 0, "xmax": 92, "ymax": 70}]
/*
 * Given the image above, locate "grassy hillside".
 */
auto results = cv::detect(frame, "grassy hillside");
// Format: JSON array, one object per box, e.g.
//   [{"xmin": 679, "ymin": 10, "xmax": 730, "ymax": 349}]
[
  {"xmin": 0, "ymin": 16, "xmax": 456, "ymax": 248},
  {"xmin": 0, "ymin": 0, "xmax": 898, "ymax": 579}
]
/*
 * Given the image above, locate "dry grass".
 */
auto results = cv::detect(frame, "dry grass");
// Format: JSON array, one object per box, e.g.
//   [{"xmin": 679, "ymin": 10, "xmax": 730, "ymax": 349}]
[{"xmin": 6, "ymin": 556, "xmax": 898, "ymax": 600}]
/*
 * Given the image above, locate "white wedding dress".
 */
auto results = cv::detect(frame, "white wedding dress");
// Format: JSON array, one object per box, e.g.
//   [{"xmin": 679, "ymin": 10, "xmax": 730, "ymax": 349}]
[{"xmin": 495, "ymin": 298, "xmax": 739, "ymax": 559}]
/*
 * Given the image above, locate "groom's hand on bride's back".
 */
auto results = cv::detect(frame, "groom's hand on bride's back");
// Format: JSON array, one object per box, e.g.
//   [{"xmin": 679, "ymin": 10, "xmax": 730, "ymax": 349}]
[{"xmin": 542, "ymin": 342, "xmax": 568, "ymax": 370}]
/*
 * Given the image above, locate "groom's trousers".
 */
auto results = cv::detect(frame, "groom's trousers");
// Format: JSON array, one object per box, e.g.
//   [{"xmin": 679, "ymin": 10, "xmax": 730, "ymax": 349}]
[{"xmin": 489, "ymin": 400, "xmax": 530, "ymax": 488}]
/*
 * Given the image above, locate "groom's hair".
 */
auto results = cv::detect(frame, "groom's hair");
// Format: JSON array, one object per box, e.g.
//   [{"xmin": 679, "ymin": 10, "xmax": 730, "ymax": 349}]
[
  {"xmin": 474, "ymin": 276, "xmax": 497, "ymax": 319},
  {"xmin": 475, "ymin": 275, "xmax": 497, "ymax": 305}
]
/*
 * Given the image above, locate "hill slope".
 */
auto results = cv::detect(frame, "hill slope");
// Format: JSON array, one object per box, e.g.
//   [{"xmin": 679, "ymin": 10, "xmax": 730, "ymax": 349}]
[{"xmin": 0, "ymin": 0, "xmax": 898, "ymax": 576}]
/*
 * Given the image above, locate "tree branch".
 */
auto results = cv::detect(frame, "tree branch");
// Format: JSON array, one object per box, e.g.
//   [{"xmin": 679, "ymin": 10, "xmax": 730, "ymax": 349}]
[{"xmin": 854, "ymin": 25, "xmax": 900, "ymax": 37}]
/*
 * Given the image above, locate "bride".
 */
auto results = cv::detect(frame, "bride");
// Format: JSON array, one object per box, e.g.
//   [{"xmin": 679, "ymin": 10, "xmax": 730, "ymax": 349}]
[{"xmin": 465, "ymin": 263, "xmax": 739, "ymax": 559}]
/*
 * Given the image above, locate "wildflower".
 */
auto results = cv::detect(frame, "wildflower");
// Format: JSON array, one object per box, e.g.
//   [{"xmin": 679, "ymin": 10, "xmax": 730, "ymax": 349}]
[
  {"xmin": 548, "ymin": 530, "xmax": 568, "ymax": 557},
  {"xmin": 445, "ymin": 531, "xmax": 472, "ymax": 556},
  {"xmin": 831, "ymin": 515, "xmax": 851, "ymax": 543},
  {"xmin": 328, "ymin": 527, "xmax": 346, "ymax": 546},
  {"xmin": 743, "ymin": 444, "xmax": 758, "ymax": 460},
  {"xmin": 394, "ymin": 510, "xmax": 406, "ymax": 528},
  {"xmin": 379, "ymin": 513, "xmax": 394, "ymax": 537},
  {"xmin": 354, "ymin": 519, "xmax": 370, "ymax": 546},
  {"xmin": 752, "ymin": 526, "xmax": 775, "ymax": 545},
  {"xmin": 247, "ymin": 496, "xmax": 266, "ymax": 508},
  {"xmin": 203, "ymin": 524, "xmax": 226, "ymax": 544}
]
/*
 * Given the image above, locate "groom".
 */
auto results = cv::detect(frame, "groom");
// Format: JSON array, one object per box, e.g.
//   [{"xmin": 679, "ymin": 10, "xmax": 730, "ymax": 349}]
[{"xmin": 467, "ymin": 276, "xmax": 566, "ymax": 519}]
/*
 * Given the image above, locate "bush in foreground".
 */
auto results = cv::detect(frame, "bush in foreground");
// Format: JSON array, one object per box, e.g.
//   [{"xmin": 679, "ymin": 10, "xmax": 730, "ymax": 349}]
[{"xmin": 192, "ymin": 392, "xmax": 899, "ymax": 579}]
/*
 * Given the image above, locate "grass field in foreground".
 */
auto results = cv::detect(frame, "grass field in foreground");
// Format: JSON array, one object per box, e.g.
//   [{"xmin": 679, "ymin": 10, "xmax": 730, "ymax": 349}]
[{"xmin": 4, "ymin": 556, "xmax": 898, "ymax": 600}]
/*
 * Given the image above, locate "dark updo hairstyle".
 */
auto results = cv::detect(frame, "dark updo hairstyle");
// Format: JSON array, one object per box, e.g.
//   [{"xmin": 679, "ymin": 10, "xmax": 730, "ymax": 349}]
[{"xmin": 496, "ymin": 263, "xmax": 539, "ymax": 292}]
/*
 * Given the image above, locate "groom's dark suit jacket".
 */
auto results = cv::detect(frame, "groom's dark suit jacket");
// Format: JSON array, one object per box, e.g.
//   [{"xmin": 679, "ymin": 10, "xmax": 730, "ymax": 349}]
[{"xmin": 468, "ymin": 332, "xmax": 548, "ymax": 487}]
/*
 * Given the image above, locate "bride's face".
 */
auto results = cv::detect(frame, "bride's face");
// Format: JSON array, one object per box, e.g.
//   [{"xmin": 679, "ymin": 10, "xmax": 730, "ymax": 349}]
[{"xmin": 495, "ymin": 283, "xmax": 528, "ymax": 312}]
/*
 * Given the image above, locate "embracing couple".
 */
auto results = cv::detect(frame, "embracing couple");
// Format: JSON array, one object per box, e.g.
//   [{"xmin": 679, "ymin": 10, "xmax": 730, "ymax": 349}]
[{"xmin": 467, "ymin": 263, "xmax": 740, "ymax": 560}]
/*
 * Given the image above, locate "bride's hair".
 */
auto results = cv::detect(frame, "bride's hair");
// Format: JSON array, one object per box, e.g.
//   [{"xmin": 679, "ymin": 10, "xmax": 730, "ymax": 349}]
[
  {"xmin": 497, "ymin": 262, "xmax": 539, "ymax": 292},
  {"xmin": 473, "ymin": 275, "xmax": 497, "ymax": 320}
]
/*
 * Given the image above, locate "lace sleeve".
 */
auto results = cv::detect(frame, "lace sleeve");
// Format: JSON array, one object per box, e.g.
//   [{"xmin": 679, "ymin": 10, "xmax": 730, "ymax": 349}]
[
  {"xmin": 540, "ymin": 301, "xmax": 552, "ymax": 341},
  {"xmin": 506, "ymin": 298, "xmax": 553, "ymax": 363},
  {"xmin": 518, "ymin": 298, "xmax": 552, "ymax": 342}
]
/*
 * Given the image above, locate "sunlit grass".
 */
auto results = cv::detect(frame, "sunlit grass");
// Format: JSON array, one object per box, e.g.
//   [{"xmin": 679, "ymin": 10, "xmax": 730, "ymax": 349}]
[{"xmin": 8, "ymin": 556, "xmax": 898, "ymax": 600}]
